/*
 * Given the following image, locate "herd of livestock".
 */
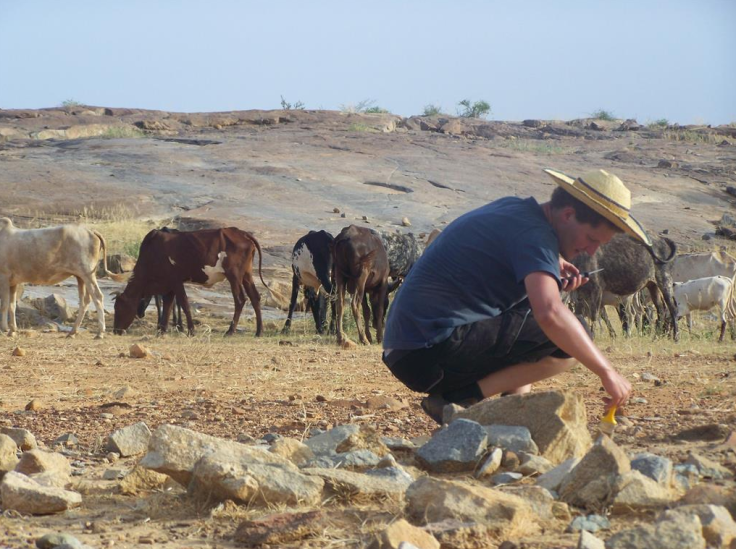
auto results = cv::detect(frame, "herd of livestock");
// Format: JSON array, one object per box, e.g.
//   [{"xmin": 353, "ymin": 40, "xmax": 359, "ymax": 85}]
[{"xmin": 0, "ymin": 215, "xmax": 735, "ymax": 344}]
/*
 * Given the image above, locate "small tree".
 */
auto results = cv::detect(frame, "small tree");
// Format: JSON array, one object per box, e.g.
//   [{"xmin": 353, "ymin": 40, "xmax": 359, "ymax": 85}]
[
  {"xmin": 60, "ymin": 99, "xmax": 82, "ymax": 108},
  {"xmin": 457, "ymin": 99, "xmax": 491, "ymax": 119},
  {"xmin": 591, "ymin": 109, "xmax": 616, "ymax": 121},
  {"xmin": 280, "ymin": 95, "xmax": 305, "ymax": 110},
  {"xmin": 422, "ymin": 104, "xmax": 443, "ymax": 116}
]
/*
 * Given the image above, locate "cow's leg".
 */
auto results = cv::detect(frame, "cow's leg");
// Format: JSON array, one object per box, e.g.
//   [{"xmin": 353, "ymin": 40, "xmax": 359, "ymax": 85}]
[
  {"xmin": 335, "ymin": 275, "xmax": 347, "ymax": 345},
  {"xmin": 282, "ymin": 273, "xmax": 301, "ymax": 334},
  {"xmin": 242, "ymin": 275, "xmax": 263, "ymax": 337},
  {"xmin": 84, "ymin": 275, "xmax": 107, "ymax": 339},
  {"xmin": 370, "ymin": 283, "xmax": 389, "ymax": 344},
  {"xmin": 159, "ymin": 293, "xmax": 175, "ymax": 334},
  {"xmin": 0, "ymin": 276, "xmax": 9, "ymax": 333},
  {"xmin": 175, "ymin": 298, "xmax": 184, "ymax": 332},
  {"xmin": 656, "ymin": 274, "xmax": 679, "ymax": 342},
  {"xmin": 225, "ymin": 275, "xmax": 247, "ymax": 337},
  {"xmin": 68, "ymin": 276, "xmax": 92, "ymax": 337},
  {"xmin": 352, "ymin": 271, "xmax": 370, "ymax": 345},
  {"xmin": 361, "ymin": 293, "xmax": 373, "ymax": 344},
  {"xmin": 173, "ymin": 286, "xmax": 195, "ymax": 335},
  {"xmin": 7, "ymin": 284, "xmax": 19, "ymax": 335},
  {"xmin": 601, "ymin": 306, "xmax": 617, "ymax": 338},
  {"xmin": 686, "ymin": 312, "xmax": 693, "ymax": 335},
  {"xmin": 316, "ymin": 293, "xmax": 327, "ymax": 334}
]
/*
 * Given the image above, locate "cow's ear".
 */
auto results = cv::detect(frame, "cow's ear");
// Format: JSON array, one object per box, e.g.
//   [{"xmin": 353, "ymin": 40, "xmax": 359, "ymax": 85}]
[{"xmin": 109, "ymin": 290, "xmax": 121, "ymax": 301}]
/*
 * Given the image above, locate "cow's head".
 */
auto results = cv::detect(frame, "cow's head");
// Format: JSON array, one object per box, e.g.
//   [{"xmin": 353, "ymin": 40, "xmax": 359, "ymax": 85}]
[{"xmin": 113, "ymin": 291, "xmax": 139, "ymax": 335}]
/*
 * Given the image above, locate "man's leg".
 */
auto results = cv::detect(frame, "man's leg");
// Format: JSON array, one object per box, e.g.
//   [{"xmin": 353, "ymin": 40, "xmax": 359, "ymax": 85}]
[{"xmin": 477, "ymin": 355, "xmax": 576, "ymax": 397}]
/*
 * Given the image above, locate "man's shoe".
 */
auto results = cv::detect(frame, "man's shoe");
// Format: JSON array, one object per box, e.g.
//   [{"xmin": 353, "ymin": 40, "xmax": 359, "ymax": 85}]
[
  {"xmin": 421, "ymin": 395, "xmax": 479, "ymax": 425},
  {"xmin": 420, "ymin": 394, "xmax": 450, "ymax": 425}
]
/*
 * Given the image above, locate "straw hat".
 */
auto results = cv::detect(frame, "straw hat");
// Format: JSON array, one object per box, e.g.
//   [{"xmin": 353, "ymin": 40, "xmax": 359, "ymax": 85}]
[{"xmin": 544, "ymin": 168, "xmax": 651, "ymax": 246}]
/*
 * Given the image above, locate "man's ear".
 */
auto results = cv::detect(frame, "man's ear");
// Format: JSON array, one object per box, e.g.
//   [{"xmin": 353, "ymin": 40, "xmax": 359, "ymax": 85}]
[{"xmin": 559, "ymin": 206, "xmax": 576, "ymax": 224}]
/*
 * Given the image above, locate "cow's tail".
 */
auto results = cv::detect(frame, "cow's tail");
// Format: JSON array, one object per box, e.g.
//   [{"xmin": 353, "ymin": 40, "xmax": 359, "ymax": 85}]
[
  {"xmin": 245, "ymin": 232, "xmax": 269, "ymax": 290},
  {"xmin": 727, "ymin": 275, "xmax": 736, "ymax": 320},
  {"xmin": 647, "ymin": 236, "xmax": 677, "ymax": 265},
  {"xmin": 92, "ymin": 230, "xmax": 129, "ymax": 283}
]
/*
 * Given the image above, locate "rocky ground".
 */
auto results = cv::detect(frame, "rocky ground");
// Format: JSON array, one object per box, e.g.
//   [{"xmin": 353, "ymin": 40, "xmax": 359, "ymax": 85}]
[{"xmin": 0, "ymin": 108, "xmax": 735, "ymax": 548}]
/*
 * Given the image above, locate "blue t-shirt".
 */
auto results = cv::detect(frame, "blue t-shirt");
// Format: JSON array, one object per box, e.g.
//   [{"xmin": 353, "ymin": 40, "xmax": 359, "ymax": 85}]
[{"xmin": 383, "ymin": 197, "xmax": 561, "ymax": 350}]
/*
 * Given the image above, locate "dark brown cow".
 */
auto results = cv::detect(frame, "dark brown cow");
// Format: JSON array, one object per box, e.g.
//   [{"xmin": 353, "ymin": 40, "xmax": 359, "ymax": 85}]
[
  {"xmin": 333, "ymin": 225, "xmax": 390, "ymax": 345},
  {"xmin": 113, "ymin": 227, "xmax": 266, "ymax": 336}
]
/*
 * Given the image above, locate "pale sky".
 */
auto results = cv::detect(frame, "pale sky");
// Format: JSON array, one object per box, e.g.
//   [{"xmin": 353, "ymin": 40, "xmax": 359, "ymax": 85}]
[{"xmin": 1, "ymin": 1, "xmax": 734, "ymax": 124}]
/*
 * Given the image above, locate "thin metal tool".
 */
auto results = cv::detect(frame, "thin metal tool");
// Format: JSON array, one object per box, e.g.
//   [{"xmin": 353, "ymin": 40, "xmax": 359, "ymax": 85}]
[{"xmin": 563, "ymin": 267, "xmax": 604, "ymax": 281}]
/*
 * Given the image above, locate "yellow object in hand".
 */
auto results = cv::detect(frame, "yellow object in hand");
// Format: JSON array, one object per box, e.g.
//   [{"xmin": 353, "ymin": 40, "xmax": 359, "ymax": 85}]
[{"xmin": 599, "ymin": 406, "xmax": 617, "ymax": 437}]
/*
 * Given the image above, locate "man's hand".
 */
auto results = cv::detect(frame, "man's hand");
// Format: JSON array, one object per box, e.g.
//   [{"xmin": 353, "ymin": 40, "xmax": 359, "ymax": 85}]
[
  {"xmin": 559, "ymin": 257, "xmax": 588, "ymax": 292},
  {"xmin": 599, "ymin": 368, "xmax": 632, "ymax": 410}
]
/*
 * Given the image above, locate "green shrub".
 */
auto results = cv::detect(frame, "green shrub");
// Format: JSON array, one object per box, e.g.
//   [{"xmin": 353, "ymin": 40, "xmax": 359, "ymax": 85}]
[
  {"xmin": 457, "ymin": 99, "xmax": 491, "ymax": 119},
  {"xmin": 340, "ymin": 99, "xmax": 383, "ymax": 114},
  {"xmin": 422, "ymin": 104, "xmax": 443, "ymax": 116},
  {"xmin": 591, "ymin": 109, "xmax": 616, "ymax": 121},
  {"xmin": 280, "ymin": 96, "xmax": 305, "ymax": 110},
  {"xmin": 60, "ymin": 99, "xmax": 82, "ymax": 108},
  {"xmin": 648, "ymin": 118, "xmax": 669, "ymax": 128},
  {"xmin": 363, "ymin": 106, "xmax": 389, "ymax": 114}
]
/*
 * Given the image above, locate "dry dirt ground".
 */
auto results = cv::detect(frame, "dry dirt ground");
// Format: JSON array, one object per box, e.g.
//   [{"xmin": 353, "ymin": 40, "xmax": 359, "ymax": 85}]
[
  {"xmin": 0, "ymin": 313, "xmax": 734, "ymax": 548},
  {"xmin": 0, "ymin": 108, "xmax": 735, "ymax": 547}
]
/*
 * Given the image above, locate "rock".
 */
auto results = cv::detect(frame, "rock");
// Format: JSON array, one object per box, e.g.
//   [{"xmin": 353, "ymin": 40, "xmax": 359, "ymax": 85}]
[
  {"xmin": 12, "ymin": 346, "xmax": 25, "ymax": 356},
  {"xmin": 306, "ymin": 449, "xmax": 381, "ymax": 471},
  {"xmin": 0, "ymin": 434, "xmax": 19, "ymax": 478},
  {"xmin": 139, "ymin": 424, "xmax": 292, "ymax": 486},
  {"xmin": 112, "ymin": 385, "xmax": 134, "ymax": 400},
  {"xmin": 490, "ymin": 472, "xmax": 523, "ymax": 486},
  {"xmin": 366, "ymin": 395, "xmax": 407, "ymax": 411},
  {"xmin": 523, "ymin": 119, "xmax": 545, "ymax": 128},
  {"xmin": 605, "ymin": 513, "xmax": 705, "ymax": 549},
  {"xmin": 476, "ymin": 447, "xmax": 503, "ymax": 479},
  {"xmin": 405, "ymin": 477, "xmax": 536, "ymax": 537},
  {"xmin": 365, "ymin": 466, "xmax": 415, "ymax": 489},
  {"xmin": 485, "ymin": 425, "xmax": 539, "ymax": 454},
  {"xmin": 15, "ymin": 449, "xmax": 72, "ymax": 479},
  {"xmin": 661, "ymin": 504, "xmax": 736, "ymax": 548},
  {"xmin": 31, "ymin": 294, "xmax": 73, "ymax": 322},
  {"xmin": 35, "ymin": 533, "xmax": 85, "ymax": 549},
  {"xmin": 304, "ymin": 424, "xmax": 358, "ymax": 455},
  {"xmin": 30, "ymin": 471, "xmax": 71, "ymax": 489},
  {"xmin": 559, "ymin": 436, "xmax": 630, "ymax": 508},
  {"xmin": 335, "ymin": 424, "xmax": 389, "ymax": 456},
  {"xmin": 106, "ymin": 422, "xmax": 152, "ymax": 457},
  {"xmin": 679, "ymin": 485, "xmax": 736, "ymax": 520},
  {"xmin": 674, "ymin": 463, "xmax": 701, "ymax": 491},
  {"xmin": 119, "ymin": 466, "xmax": 169, "ymax": 495},
  {"xmin": 53, "ymin": 433, "xmax": 78, "ymax": 448},
  {"xmin": 568, "ymin": 514, "xmax": 610, "ymax": 533},
  {"xmin": 234, "ymin": 510, "xmax": 323, "ymax": 546},
  {"xmin": 416, "ymin": 419, "xmax": 488, "ymax": 473},
  {"xmin": 518, "ymin": 453, "xmax": 553, "ymax": 476},
  {"xmin": 676, "ymin": 423, "xmax": 730, "ymax": 442},
  {"xmin": 439, "ymin": 119, "xmax": 466, "ymax": 135},
  {"xmin": 401, "ymin": 217, "xmax": 412, "ymax": 227},
  {"xmin": 501, "ymin": 485, "xmax": 565, "ymax": 522},
  {"xmin": 630, "ymin": 452, "xmax": 673, "ymax": 485},
  {"xmin": 0, "ymin": 427, "xmax": 37, "ymax": 451},
  {"xmin": 102, "ymin": 468, "xmax": 125, "ymax": 480},
  {"xmin": 303, "ymin": 467, "xmax": 408, "ymax": 503},
  {"xmin": 578, "ymin": 530, "xmax": 605, "ymax": 549},
  {"xmin": 611, "ymin": 470, "xmax": 676, "ymax": 514},
  {"xmin": 269, "ymin": 437, "xmax": 315, "ymax": 466},
  {"xmin": 686, "ymin": 453, "xmax": 733, "ymax": 480},
  {"xmin": 129, "ymin": 343, "xmax": 149, "ymax": 358},
  {"xmin": 381, "ymin": 437, "xmax": 416, "ymax": 452},
  {"xmin": 536, "ymin": 457, "xmax": 580, "ymax": 492},
  {"xmin": 0, "ymin": 471, "xmax": 81, "ymax": 515},
  {"xmin": 423, "ymin": 519, "xmax": 492, "ymax": 549},
  {"xmin": 188, "ymin": 449, "xmax": 324, "ymax": 506},
  {"xmin": 455, "ymin": 391, "xmax": 592, "ymax": 464},
  {"xmin": 25, "ymin": 399, "xmax": 43, "ymax": 411},
  {"xmin": 105, "ymin": 253, "xmax": 136, "ymax": 274},
  {"xmin": 368, "ymin": 519, "xmax": 440, "ymax": 549}
]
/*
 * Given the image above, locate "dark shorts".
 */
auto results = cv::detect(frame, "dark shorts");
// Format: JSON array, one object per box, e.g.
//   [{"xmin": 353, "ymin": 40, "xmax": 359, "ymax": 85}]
[{"xmin": 383, "ymin": 306, "xmax": 591, "ymax": 395}]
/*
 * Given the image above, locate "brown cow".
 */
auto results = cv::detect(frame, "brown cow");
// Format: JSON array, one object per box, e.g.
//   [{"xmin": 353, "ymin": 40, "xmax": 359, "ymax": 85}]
[
  {"xmin": 333, "ymin": 225, "xmax": 390, "ymax": 345},
  {"xmin": 113, "ymin": 227, "xmax": 266, "ymax": 336}
]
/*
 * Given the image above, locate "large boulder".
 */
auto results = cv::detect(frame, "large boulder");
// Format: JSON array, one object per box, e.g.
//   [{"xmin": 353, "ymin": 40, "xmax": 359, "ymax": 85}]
[
  {"xmin": 139, "ymin": 424, "xmax": 290, "ymax": 486},
  {"xmin": 188, "ymin": 450, "xmax": 323, "ymax": 506},
  {"xmin": 415, "ymin": 419, "xmax": 488, "ymax": 473},
  {"xmin": 0, "ymin": 471, "xmax": 81, "ymax": 515},
  {"xmin": 605, "ymin": 513, "xmax": 705, "ymax": 549},
  {"xmin": 15, "ymin": 449, "xmax": 71, "ymax": 479},
  {"xmin": 302, "ymin": 468, "xmax": 407, "ymax": 503},
  {"xmin": 31, "ymin": 294, "xmax": 74, "ymax": 322},
  {"xmin": 559, "ymin": 436, "xmax": 630, "ymax": 509},
  {"xmin": 106, "ymin": 422, "xmax": 152, "ymax": 457},
  {"xmin": 610, "ymin": 471, "xmax": 677, "ymax": 514},
  {"xmin": 0, "ymin": 427, "xmax": 37, "ymax": 451},
  {"xmin": 661, "ymin": 505, "xmax": 736, "ymax": 548},
  {"xmin": 455, "ymin": 391, "xmax": 592, "ymax": 464},
  {"xmin": 0, "ymin": 434, "xmax": 19, "ymax": 479},
  {"xmin": 405, "ymin": 477, "xmax": 536, "ymax": 538}
]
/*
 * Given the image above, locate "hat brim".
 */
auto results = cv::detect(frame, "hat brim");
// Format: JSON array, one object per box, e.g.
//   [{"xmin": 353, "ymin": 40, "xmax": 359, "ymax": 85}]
[{"xmin": 544, "ymin": 168, "xmax": 651, "ymax": 247}]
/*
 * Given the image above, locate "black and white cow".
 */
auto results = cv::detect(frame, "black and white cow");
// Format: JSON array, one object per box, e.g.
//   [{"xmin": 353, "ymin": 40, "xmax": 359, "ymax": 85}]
[
  {"xmin": 380, "ymin": 231, "xmax": 421, "ymax": 293},
  {"xmin": 282, "ymin": 230, "xmax": 335, "ymax": 334}
]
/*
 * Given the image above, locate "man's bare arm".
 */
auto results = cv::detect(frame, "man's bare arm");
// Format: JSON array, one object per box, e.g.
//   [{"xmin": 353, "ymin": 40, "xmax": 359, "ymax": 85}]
[{"xmin": 524, "ymin": 271, "xmax": 631, "ymax": 408}]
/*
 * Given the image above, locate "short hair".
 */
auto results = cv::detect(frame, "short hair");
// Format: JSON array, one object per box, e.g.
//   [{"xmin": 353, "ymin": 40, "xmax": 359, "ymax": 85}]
[{"xmin": 549, "ymin": 186, "xmax": 620, "ymax": 231}]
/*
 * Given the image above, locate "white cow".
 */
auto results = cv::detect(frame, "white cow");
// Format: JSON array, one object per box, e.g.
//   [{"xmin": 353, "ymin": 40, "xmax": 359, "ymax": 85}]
[
  {"xmin": 673, "ymin": 275, "xmax": 735, "ymax": 342},
  {"xmin": 0, "ymin": 217, "xmax": 113, "ymax": 338},
  {"xmin": 672, "ymin": 250, "xmax": 736, "ymax": 283}
]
